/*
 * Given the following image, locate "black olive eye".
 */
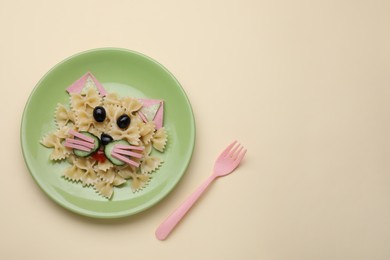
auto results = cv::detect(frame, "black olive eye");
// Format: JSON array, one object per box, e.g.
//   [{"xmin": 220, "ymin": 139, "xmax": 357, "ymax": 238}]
[
  {"xmin": 117, "ymin": 114, "xmax": 131, "ymax": 129},
  {"xmin": 93, "ymin": 106, "xmax": 106, "ymax": 122}
]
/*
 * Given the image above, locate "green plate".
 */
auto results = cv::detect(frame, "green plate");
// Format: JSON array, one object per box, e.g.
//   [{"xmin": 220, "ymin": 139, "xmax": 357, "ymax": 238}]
[{"xmin": 21, "ymin": 48, "xmax": 195, "ymax": 218}]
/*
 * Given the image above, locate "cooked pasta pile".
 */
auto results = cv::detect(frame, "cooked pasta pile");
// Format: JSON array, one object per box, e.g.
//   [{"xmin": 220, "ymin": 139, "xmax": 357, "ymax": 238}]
[{"xmin": 40, "ymin": 78, "xmax": 167, "ymax": 199}]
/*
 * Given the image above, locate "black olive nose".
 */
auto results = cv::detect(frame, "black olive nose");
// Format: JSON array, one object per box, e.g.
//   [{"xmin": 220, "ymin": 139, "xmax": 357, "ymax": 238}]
[{"xmin": 101, "ymin": 133, "xmax": 113, "ymax": 145}]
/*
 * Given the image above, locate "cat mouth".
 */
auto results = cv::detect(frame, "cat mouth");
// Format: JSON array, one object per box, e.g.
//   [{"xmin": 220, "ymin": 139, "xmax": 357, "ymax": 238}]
[{"xmin": 91, "ymin": 149, "xmax": 106, "ymax": 163}]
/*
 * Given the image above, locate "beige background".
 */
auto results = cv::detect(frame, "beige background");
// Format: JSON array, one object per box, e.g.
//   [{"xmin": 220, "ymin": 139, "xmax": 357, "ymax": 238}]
[{"xmin": 1, "ymin": 0, "xmax": 389, "ymax": 259}]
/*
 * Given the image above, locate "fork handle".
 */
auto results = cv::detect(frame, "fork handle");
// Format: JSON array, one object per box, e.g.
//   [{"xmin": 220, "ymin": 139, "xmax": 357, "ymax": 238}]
[{"xmin": 155, "ymin": 174, "xmax": 216, "ymax": 240}]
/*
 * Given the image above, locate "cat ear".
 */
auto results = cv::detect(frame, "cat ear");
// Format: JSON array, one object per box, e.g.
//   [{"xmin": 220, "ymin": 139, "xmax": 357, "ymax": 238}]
[
  {"xmin": 138, "ymin": 99, "xmax": 164, "ymax": 129},
  {"xmin": 66, "ymin": 72, "xmax": 107, "ymax": 97}
]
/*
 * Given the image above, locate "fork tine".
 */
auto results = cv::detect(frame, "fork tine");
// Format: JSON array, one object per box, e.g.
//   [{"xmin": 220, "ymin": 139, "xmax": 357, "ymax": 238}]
[
  {"xmin": 235, "ymin": 148, "xmax": 247, "ymax": 163},
  {"xmin": 228, "ymin": 143, "xmax": 240, "ymax": 158},
  {"xmin": 220, "ymin": 140, "xmax": 237, "ymax": 157},
  {"xmin": 232, "ymin": 145, "xmax": 244, "ymax": 160}
]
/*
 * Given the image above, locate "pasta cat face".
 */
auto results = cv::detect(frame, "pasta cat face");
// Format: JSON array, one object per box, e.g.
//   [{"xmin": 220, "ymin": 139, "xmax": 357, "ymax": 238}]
[{"xmin": 40, "ymin": 72, "xmax": 168, "ymax": 199}]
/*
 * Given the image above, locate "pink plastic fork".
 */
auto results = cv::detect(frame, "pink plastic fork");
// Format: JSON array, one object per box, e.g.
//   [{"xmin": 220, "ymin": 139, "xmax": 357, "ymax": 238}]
[{"xmin": 155, "ymin": 141, "xmax": 247, "ymax": 240}]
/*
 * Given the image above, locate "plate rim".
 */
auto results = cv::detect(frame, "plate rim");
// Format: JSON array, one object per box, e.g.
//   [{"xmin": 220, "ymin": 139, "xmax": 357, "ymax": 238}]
[{"xmin": 20, "ymin": 47, "xmax": 196, "ymax": 218}]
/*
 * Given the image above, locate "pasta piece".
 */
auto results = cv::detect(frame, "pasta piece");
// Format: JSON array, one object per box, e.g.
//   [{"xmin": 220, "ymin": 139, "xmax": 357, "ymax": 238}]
[
  {"xmin": 139, "ymin": 121, "xmax": 155, "ymax": 145},
  {"xmin": 63, "ymin": 164, "xmax": 84, "ymax": 182},
  {"xmin": 66, "ymin": 154, "xmax": 77, "ymax": 164},
  {"xmin": 69, "ymin": 93, "xmax": 84, "ymax": 113},
  {"xmin": 81, "ymin": 168, "xmax": 98, "ymax": 187},
  {"xmin": 75, "ymin": 111, "xmax": 106, "ymax": 133},
  {"xmin": 89, "ymin": 122, "xmax": 108, "ymax": 137},
  {"xmin": 103, "ymin": 92, "xmax": 121, "ymax": 106},
  {"xmin": 121, "ymin": 97, "xmax": 143, "ymax": 113},
  {"xmin": 152, "ymin": 127, "xmax": 167, "ymax": 152},
  {"xmin": 95, "ymin": 179, "xmax": 114, "ymax": 199},
  {"xmin": 74, "ymin": 157, "xmax": 96, "ymax": 170},
  {"xmin": 70, "ymin": 87, "xmax": 102, "ymax": 114},
  {"xmin": 75, "ymin": 110, "xmax": 94, "ymax": 131},
  {"xmin": 40, "ymin": 132, "xmax": 58, "ymax": 148},
  {"xmin": 83, "ymin": 87, "xmax": 102, "ymax": 110},
  {"xmin": 130, "ymin": 173, "xmax": 150, "ymax": 191},
  {"xmin": 97, "ymin": 159, "xmax": 113, "ymax": 172},
  {"xmin": 142, "ymin": 143, "xmax": 152, "ymax": 156},
  {"xmin": 95, "ymin": 172, "xmax": 125, "ymax": 198},
  {"xmin": 141, "ymin": 156, "xmax": 162, "ymax": 174},
  {"xmin": 96, "ymin": 168, "xmax": 116, "ymax": 183},
  {"xmin": 112, "ymin": 174, "xmax": 126, "ymax": 186},
  {"xmin": 40, "ymin": 132, "xmax": 70, "ymax": 160},
  {"xmin": 116, "ymin": 165, "xmax": 150, "ymax": 191},
  {"xmin": 41, "ymin": 127, "xmax": 70, "ymax": 144},
  {"xmin": 116, "ymin": 165, "xmax": 137, "ymax": 179},
  {"xmin": 55, "ymin": 103, "xmax": 75, "ymax": 127},
  {"xmin": 121, "ymin": 125, "xmax": 140, "ymax": 145},
  {"xmin": 50, "ymin": 142, "xmax": 70, "ymax": 161},
  {"xmin": 109, "ymin": 123, "xmax": 140, "ymax": 145},
  {"xmin": 105, "ymin": 104, "xmax": 121, "ymax": 124},
  {"xmin": 89, "ymin": 110, "xmax": 109, "ymax": 134},
  {"xmin": 55, "ymin": 126, "xmax": 71, "ymax": 139}
]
